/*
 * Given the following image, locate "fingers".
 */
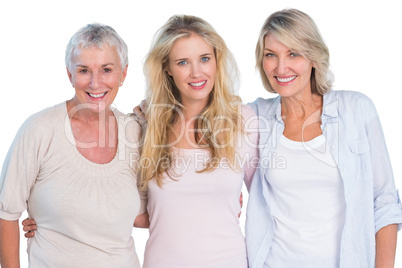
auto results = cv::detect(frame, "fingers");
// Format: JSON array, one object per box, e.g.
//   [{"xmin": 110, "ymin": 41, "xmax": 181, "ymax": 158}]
[
  {"xmin": 238, "ymin": 192, "xmax": 243, "ymax": 218},
  {"xmin": 22, "ymin": 218, "xmax": 36, "ymax": 226},
  {"xmin": 22, "ymin": 218, "xmax": 37, "ymax": 239},
  {"xmin": 133, "ymin": 105, "xmax": 142, "ymax": 115},
  {"xmin": 139, "ymin": 99, "xmax": 148, "ymax": 112},
  {"xmin": 24, "ymin": 230, "xmax": 35, "ymax": 238},
  {"xmin": 132, "ymin": 103, "xmax": 148, "ymax": 128},
  {"xmin": 22, "ymin": 218, "xmax": 37, "ymax": 232},
  {"xmin": 23, "ymin": 224, "xmax": 37, "ymax": 232}
]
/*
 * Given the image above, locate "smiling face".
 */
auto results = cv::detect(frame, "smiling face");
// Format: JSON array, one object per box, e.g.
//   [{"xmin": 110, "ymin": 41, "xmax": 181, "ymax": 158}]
[
  {"xmin": 263, "ymin": 33, "xmax": 314, "ymax": 98},
  {"xmin": 67, "ymin": 45, "xmax": 127, "ymax": 114},
  {"xmin": 167, "ymin": 34, "xmax": 216, "ymax": 109}
]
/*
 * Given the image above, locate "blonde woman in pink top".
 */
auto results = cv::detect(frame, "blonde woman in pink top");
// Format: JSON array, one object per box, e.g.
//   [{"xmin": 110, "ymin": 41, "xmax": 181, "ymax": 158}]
[{"xmin": 136, "ymin": 15, "xmax": 258, "ymax": 268}]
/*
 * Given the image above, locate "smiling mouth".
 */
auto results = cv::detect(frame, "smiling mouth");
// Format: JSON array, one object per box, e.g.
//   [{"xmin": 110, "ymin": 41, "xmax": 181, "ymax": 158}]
[
  {"xmin": 276, "ymin": 76, "xmax": 296, "ymax": 83},
  {"xmin": 189, "ymin": 80, "xmax": 206, "ymax": 87},
  {"xmin": 88, "ymin": 92, "xmax": 107, "ymax": 98}
]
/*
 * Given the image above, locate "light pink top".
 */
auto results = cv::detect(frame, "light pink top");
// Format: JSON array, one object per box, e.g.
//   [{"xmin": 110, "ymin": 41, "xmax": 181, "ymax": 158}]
[{"xmin": 143, "ymin": 105, "xmax": 259, "ymax": 268}]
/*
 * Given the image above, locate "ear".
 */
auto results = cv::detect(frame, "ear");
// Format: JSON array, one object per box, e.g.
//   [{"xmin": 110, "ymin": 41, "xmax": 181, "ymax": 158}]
[
  {"xmin": 312, "ymin": 61, "xmax": 316, "ymax": 69},
  {"xmin": 166, "ymin": 67, "xmax": 172, "ymax": 76},
  {"xmin": 66, "ymin": 67, "xmax": 74, "ymax": 86},
  {"xmin": 121, "ymin": 64, "xmax": 128, "ymax": 83}
]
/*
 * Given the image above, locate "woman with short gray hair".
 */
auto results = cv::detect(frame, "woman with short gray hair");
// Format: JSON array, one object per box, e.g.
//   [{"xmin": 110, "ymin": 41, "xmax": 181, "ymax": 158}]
[{"xmin": 0, "ymin": 23, "xmax": 147, "ymax": 267}]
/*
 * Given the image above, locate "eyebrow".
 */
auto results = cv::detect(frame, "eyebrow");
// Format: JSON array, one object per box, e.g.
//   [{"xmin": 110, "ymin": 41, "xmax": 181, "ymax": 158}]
[
  {"xmin": 174, "ymin": 58, "xmax": 188, "ymax": 63},
  {"xmin": 263, "ymin": 48, "xmax": 295, "ymax": 54},
  {"xmin": 75, "ymin": 63, "xmax": 115, "ymax": 68},
  {"xmin": 173, "ymin": 53, "xmax": 214, "ymax": 63},
  {"xmin": 200, "ymin": 53, "xmax": 213, "ymax": 57}
]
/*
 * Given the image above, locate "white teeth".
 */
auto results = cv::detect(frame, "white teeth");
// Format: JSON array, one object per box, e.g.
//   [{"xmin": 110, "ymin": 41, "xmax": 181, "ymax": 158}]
[
  {"xmin": 277, "ymin": 76, "xmax": 296, "ymax": 83},
  {"xmin": 88, "ymin": 92, "xmax": 106, "ymax": 98},
  {"xmin": 189, "ymin": 81, "xmax": 206, "ymax": 87}
]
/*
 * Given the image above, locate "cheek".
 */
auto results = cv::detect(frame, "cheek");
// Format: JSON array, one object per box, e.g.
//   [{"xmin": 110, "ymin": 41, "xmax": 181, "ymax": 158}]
[
  {"xmin": 262, "ymin": 60, "xmax": 274, "ymax": 78},
  {"xmin": 73, "ymin": 78, "xmax": 87, "ymax": 89},
  {"xmin": 209, "ymin": 65, "xmax": 217, "ymax": 81},
  {"xmin": 295, "ymin": 60, "xmax": 313, "ymax": 76},
  {"xmin": 106, "ymin": 74, "xmax": 124, "ymax": 87},
  {"xmin": 170, "ymin": 68, "xmax": 187, "ymax": 85}
]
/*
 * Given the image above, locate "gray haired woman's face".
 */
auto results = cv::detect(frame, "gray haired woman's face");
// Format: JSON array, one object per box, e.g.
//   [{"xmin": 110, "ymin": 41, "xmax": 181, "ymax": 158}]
[{"xmin": 67, "ymin": 45, "xmax": 127, "ymax": 114}]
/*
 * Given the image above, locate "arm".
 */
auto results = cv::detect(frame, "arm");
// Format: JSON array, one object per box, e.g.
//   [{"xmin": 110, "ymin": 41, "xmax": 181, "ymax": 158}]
[
  {"xmin": 134, "ymin": 212, "xmax": 150, "ymax": 228},
  {"xmin": 375, "ymin": 224, "xmax": 398, "ymax": 268},
  {"xmin": 241, "ymin": 105, "xmax": 260, "ymax": 191},
  {"xmin": 0, "ymin": 219, "xmax": 20, "ymax": 268},
  {"xmin": 362, "ymin": 98, "xmax": 402, "ymax": 266}
]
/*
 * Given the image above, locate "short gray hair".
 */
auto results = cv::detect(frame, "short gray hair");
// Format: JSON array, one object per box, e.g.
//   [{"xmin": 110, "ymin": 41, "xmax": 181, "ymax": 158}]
[
  {"xmin": 256, "ymin": 9, "xmax": 333, "ymax": 95},
  {"xmin": 65, "ymin": 23, "xmax": 128, "ymax": 71}
]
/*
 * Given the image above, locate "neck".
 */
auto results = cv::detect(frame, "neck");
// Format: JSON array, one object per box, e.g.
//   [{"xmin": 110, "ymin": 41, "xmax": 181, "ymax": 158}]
[
  {"xmin": 181, "ymin": 100, "xmax": 208, "ymax": 123},
  {"xmin": 67, "ymin": 99, "xmax": 113, "ymax": 125},
  {"xmin": 281, "ymin": 91, "xmax": 322, "ymax": 118}
]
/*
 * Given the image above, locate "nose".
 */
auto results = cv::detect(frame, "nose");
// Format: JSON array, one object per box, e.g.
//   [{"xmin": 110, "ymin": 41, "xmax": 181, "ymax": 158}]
[
  {"xmin": 89, "ymin": 72, "xmax": 101, "ymax": 89},
  {"xmin": 190, "ymin": 63, "xmax": 201, "ymax": 78},
  {"xmin": 276, "ymin": 57, "xmax": 289, "ymax": 75}
]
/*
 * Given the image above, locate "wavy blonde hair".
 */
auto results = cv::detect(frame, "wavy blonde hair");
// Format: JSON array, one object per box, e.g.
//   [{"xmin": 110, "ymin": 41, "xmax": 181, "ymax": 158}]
[
  {"xmin": 256, "ymin": 9, "xmax": 333, "ymax": 95},
  {"xmin": 140, "ymin": 15, "xmax": 242, "ymax": 190}
]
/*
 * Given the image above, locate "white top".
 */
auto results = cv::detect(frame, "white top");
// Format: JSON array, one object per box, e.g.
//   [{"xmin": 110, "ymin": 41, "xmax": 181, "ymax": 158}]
[
  {"xmin": 0, "ymin": 102, "xmax": 145, "ymax": 268},
  {"xmin": 265, "ymin": 135, "xmax": 345, "ymax": 268},
  {"xmin": 143, "ymin": 105, "xmax": 259, "ymax": 268}
]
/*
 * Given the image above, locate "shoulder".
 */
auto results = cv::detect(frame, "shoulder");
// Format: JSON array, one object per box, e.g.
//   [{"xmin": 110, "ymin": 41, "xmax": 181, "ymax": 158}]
[
  {"xmin": 115, "ymin": 110, "xmax": 142, "ymax": 145},
  {"xmin": 7, "ymin": 103, "xmax": 65, "ymax": 157},
  {"xmin": 19, "ymin": 103, "xmax": 64, "ymax": 136},
  {"xmin": 327, "ymin": 90, "xmax": 373, "ymax": 104},
  {"xmin": 325, "ymin": 90, "xmax": 377, "ymax": 118},
  {"xmin": 246, "ymin": 96, "xmax": 280, "ymax": 117},
  {"xmin": 241, "ymin": 104, "xmax": 256, "ymax": 119}
]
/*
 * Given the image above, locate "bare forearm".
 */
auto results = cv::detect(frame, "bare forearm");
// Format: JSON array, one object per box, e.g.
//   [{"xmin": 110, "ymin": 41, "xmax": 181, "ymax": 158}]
[
  {"xmin": 0, "ymin": 219, "xmax": 20, "ymax": 268},
  {"xmin": 375, "ymin": 224, "xmax": 398, "ymax": 268}
]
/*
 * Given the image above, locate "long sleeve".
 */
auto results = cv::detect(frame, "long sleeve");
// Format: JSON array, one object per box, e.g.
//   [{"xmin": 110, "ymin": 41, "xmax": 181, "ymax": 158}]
[{"xmin": 362, "ymin": 97, "xmax": 402, "ymax": 232}]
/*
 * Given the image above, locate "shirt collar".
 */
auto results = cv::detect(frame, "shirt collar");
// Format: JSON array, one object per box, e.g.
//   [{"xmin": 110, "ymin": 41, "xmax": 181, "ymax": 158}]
[
  {"xmin": 322, "ymin": 90, "xmax": 339, "ymax": 118},
  {"xmin": 263, "ymin": 96, "xmax": 282, "ymax": 121}
]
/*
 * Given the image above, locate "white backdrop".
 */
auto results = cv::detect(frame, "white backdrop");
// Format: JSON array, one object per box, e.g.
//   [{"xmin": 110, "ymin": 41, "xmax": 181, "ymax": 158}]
[{"xmin": 0, "ymin": 0, "xmax": 401, "ymax": 266}]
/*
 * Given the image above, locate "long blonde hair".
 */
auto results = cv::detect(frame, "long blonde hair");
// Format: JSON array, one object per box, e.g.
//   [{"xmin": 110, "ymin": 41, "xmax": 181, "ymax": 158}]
[{"xmin": 140, "ymin": 15, "xmax": 242, "ymax": 189}]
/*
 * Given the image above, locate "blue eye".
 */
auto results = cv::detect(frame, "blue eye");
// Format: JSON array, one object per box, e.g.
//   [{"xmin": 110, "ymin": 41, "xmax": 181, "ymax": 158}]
[
  {"xmin": 201, "ymin": 57, "xmax": 209, "ymax": 62},
  {"xmin": 290, "ymin": 52, "xmax": 300, "ymax": 57},
  {"xmin": 265, "ymin": 53, "xmax": 275, "ymax": 58},
  {"xmin": 178, "ymin": 61, "xmax": 187, "ymax": 66}
]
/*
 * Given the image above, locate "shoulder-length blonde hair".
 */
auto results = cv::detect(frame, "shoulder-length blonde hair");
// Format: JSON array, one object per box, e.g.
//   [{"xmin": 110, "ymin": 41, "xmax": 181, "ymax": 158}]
[
  {"xmin": 140, "ymin": 15, "xmax": 242, "ymax": 189},
  {"xmin": 256, "ymin": 9, "xmax": 333, "ymax": 95}
]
